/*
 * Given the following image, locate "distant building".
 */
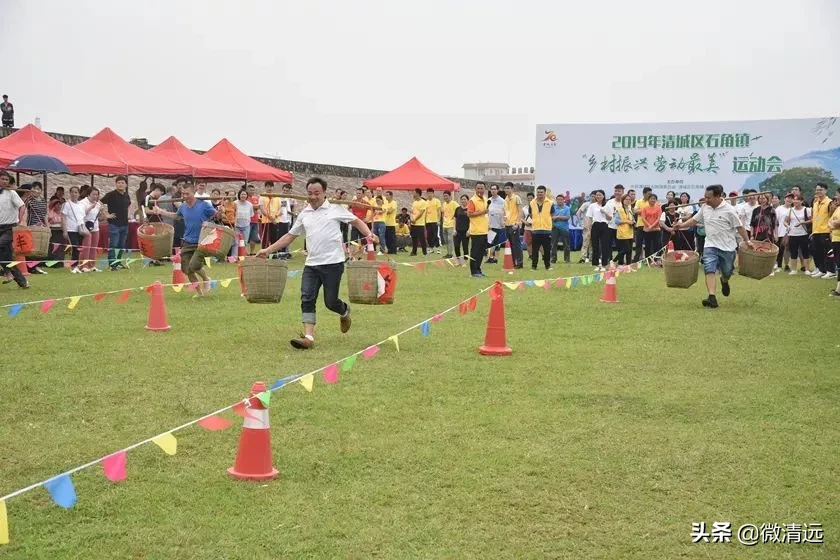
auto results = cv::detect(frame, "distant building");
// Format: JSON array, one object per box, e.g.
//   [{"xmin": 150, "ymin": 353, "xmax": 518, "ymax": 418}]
[{"xmin": 462, "ymin": 162, "xmax": 535, "ymax": 187}]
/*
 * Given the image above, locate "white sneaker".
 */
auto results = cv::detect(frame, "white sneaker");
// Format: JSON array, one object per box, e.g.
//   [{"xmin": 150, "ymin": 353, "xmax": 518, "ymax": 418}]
[
  {"xmin": 71, "ymin": 267, "xmax": 81, "ymax": 274},
  {"xmin": 812, "ymin": 271, "xmax": 825, "ymax": 279},
  {"xmin": 823, "ymin": 272, "xmax": 837, "ymax": 279},
  {"xmin": 92, "ymin": 268, "xmax": 102, "ymax": 273},
  {"xmin": 788, "ymin": 270, "xmax": 798, "ymax": 275}
]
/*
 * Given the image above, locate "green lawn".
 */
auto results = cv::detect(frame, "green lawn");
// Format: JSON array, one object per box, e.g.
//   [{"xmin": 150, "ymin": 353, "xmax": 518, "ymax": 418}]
[{"xmin": 1, "ymin": 250, "xmax": 838, "ymax": 559}]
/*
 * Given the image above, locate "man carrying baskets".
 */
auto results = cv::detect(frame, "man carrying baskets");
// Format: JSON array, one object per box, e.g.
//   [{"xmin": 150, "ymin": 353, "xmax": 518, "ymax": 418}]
[
  {"xmin": 148, "ymin": 179, "xmax": 222, "ymax": 297},
  {"xmin": 257, "ymin": 177, "xmax": 377, "ymax": 350},
  {"xmin": 674, "ymin": 184, "xmax": 752, "ymax": 308}
]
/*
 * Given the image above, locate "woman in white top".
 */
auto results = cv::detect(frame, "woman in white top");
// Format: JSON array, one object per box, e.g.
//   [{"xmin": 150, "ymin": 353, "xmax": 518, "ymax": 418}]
[
  {"xmin": 79, "ymin": 187, "xmax": 104, "ymax": 272},
  {"xmin": 674, "ymin": 192, "xmax": 696, "ymax": 251},
  {"xmin": 585, "ymin": 189, "xmax": 610, "ymax": 271},
  {"xmin": 61, "ymin": 186, "xmax": 88, "ymax": 273},
  {"xmin": 783, "ymin": 194, "xmax": 812, "ymax": 275},
  {"xmin": 234, "ymin": 189, "xmax": 255, "ymax": 247}
]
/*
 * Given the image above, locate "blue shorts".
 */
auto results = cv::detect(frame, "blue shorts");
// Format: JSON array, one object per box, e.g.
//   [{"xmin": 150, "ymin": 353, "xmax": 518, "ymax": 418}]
[{"xmin": 702, "ymin": 247, "xmax": 735, "ymax": 278}]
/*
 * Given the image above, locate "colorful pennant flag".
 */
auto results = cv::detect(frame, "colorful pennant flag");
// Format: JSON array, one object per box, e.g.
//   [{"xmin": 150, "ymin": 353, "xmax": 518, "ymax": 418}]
[
  {"xmin": 298, "ymin": 373, "xmax": 314, "ymax": 392},
  {"xmin": 431, "ymin": 313, "xmax": 443, "ymax": 323},
  {"xmin": 323, "ymin": 364, "xmax": 339, "ymax": 384},
  {"xmin": 197, "ymin": 415, "xmax": 232, "ymax": 431},
  {"xmin": 116, "ymin": 290, "xmax": 131, "ymax": 303},
  {"xmin": 220, "ymin": 278, "xmax": 233, "ymax": 288},
  {"xmin": 210, "ymin": 280, "xmax": 219, "ymax": 290},
  {"xmin": 44, "ymin": 260, "xmax": 58, "ymax": 268},
  {"xmin": 40, "ymin": 300, "xmax": 55, "ymax": 314},
  {"xmin": 525, "ymin": 280, "xmax": 536, "ymax": 287},
  {"xmin": 342, "ymin": 355, "xmax": 357, "ymax": 371},
  {"xmin": 7, "ymin": 304, "xmax": 23, "ymax": 318},
  {"xmin": 503, "ymin": 282, "xmax": 518, "ymax": 290},
  {"xmin": 256, "ymin": 391, "xmax": 271, "ymax": 408},
  {"xmin": 101, "ymin": 451, "xmax": 127, "ymax": 483},
  {"xmin": 152, "ymin": 433, "xmax": 177, "ymax": 456},
  {"xmin": 67, "ymin": 296, "xmax": 81, "ymax": 310},
  {"xmin": 44, "ymin": 474, "xmax": 76, "ymax": 509},
  {"xmin": 0, "ymin": 500, "xmax": 8, "ymax": 545},
  {"xmin": 172, "ymin": 284, "xmax": 183, "ymax": 293},
  {"xmin": 204, "ymin": 257, "xmax": 212, "ymax": 268},
  {"xmin": 362, "ymin": 345, "xmax": 379, "ymax": 359},
  {"xmin": 388, "ymin": 335, "xmax": 400, "ymax": 352},
  {"xmin": 93, "ymin": 292, "xmax": 107, "ymax": 302},
  {"xmin": 458, "ymin": 302, "xmax": 468, "ymax": 315},
  {"xmin": 543, "ymin": 280, "xmax": 552, "ymax": 290},
  {"xmin": 421, "ymin": 321, "xmax": 430, "ymax": 336},
  {"xmin": 468, "ymin": 296, "xmax": 477, "ymax": 311},
  {"xmin": 534, "ymin": 280, "xmax": 545, "ymax": 288}
]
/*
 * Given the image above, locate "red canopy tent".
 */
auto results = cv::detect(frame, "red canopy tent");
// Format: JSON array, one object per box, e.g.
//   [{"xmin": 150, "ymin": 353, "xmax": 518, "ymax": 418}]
[
  {"xmin": 75, "ymin": 128, "xmax": 192, "ymax": 176},
  {"xmin": 0, "ymin": 124, "xmax": 125, "ymax": 174},
  {"xmin": 0, "ymin": 147, "xmax": 17, "ymax": 167},
  {"xmin": 363, "ymin": 157, "xmax": 458, "ymax": 191},
  {"xmin": 204, "ymin": 138, "xmax": 293, "ymax": 183},
  {"xmin": 150, "ymin": 136, "xmax": 244, "ymax": 179}
]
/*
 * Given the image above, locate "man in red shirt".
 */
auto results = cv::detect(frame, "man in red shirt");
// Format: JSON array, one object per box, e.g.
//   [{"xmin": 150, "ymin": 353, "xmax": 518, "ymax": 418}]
[{"xmin": 349, "ymin": 187, "xmax": 369, "ymax": 242}]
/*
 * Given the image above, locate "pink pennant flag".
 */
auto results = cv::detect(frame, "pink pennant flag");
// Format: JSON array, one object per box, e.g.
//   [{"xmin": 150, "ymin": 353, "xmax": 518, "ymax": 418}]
[
  {"xmin": 198, "ymin": 415, "xmax": 232, "ymax": 431},
  {"xmin": 52, "ymin": 242, "xmax": 59, "ymax": 252},
  {"xmin": 517, "ymin": 282, "xmax": 526, "ymax": 291},
  {"xmin": 362, "ymin": 345, "xmax": 380, "ymax": 359},
  {"xmin": 102, "ymin": 451, "xmax": 127, "ymax": 482},
  {"xmin": 40, "ymin": 299, "xmax": 55, "ymax": 314},
  {"xmin": 431, "ymin": 313, "xmax": 443, "ymax": 323},
  {"xmin": 555, "ymin": 278, "xmax": 564, "ymax": 288},
  {"xmin": 416, "ymin": 262, "xmax": 426, "ymax": 272},
  {"xmin": 323, "ymin": 363, "xmax": 339, "ymax": 384},
  {"xmin": 227, "ymin": 256, "xmax": 236, "ymax": 263},
  {"xmin": 543, "ymin": 280, "xmax": 552, "ymax": 290},
  {"xmin": 26, "ymin": 261, "xmax": 40, "ymax": 268},
  {"xmin": 116, "ymin": 289, "xmax": 131, "ymax": 303},
  {"xmin": 65, "ymin": 260, "xmax": 76, "ymax": 267}
]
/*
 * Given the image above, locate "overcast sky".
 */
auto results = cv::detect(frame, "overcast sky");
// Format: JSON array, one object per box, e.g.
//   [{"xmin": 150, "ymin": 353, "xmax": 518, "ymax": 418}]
[{"xmin": 3, "ymin": 0, "xmax": 838, "ymax": 176}]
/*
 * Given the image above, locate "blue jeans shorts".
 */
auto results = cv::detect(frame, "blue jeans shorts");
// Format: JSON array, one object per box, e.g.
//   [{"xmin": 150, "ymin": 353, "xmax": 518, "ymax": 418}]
[{"xmin": 702, "ymin": 247, "xmax": 735, "ymax": 278}]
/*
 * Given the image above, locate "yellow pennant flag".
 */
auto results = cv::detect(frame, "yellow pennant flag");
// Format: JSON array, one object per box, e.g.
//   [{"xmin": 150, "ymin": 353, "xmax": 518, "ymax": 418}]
[
  {"xmin": 298, "ymin": 373, "xmax": 314, "ymax": 392},
  {"xmin": 534, "ymin": 280, "xmax": 546, "ymax": 288},
  {"xmin": 152, "ymin": 433, "xmax": 177, "ymax": 455},
  {"xmin": 204, "ymin": 257, "xmax": 212, "ymax": 268},
  {"xmin": 67, "ymin": 296, "xmax": 81, "ymax": 310},
  {"xmin": 389, "ymin": 335, "xmax": 400, "ymax": 352},
  {"xmin": 220, "ymin": 278, "xmax": 233, "ymax": 288},
  {"xmin": 238, "ymin": 256, "xmax": 245, "ymax": 261},
  {"xmin": 172, "ymin": 284, "xmax": 183, "ymax": 293},
  {"xmin": 503, "ymin": 282, "xmax": 519, "ymax": 290},
  {"xmin": 8, "ymin": 262, "xmax": 19, "ymax": 268},
  {"xmin": 565, "ymin": 278, "xmax": 572, "ymax": 289},
  {"xmin": 0, "ymin": 499, "xmax": 8, "ymax": 545}
]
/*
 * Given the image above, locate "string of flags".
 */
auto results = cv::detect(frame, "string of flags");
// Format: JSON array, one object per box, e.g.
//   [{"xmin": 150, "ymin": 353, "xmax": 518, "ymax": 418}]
[{"xmin": 0, "ymin": 282, "xmax": 498, "ymax": 546}]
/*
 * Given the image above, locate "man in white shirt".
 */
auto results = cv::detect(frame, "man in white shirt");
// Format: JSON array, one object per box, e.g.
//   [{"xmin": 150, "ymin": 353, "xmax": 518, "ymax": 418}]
[
  {"xmin": 675, "ymin": 184, "xmax": 751, "ymax": 308},
  {"xmin": 774, "ymin": 192, "xmax": 793, "ymax": 272},
  {"xmin": 276, "ymin": 183, "xmax": 295, "ymax": 259},
  {"xmin": 195, "ymin": 181, "xmax": 210, "ymax": 199},
  {"xmin": 0, "ymin": 171, "xmax": 29, "ymax": 288},
  {"xmin": 576, "ymin": 192, "xmax": 595, "ymax": 263},
  {"xmin": 735, "ymin": 189, "xmax": 758, "ymax": 238},
  {"xmin": 257, "ymin": 177, "xmax": 377, "ymax": 350},
  {"xmin": 487, "ymin": 185, "xmax": 506, "ymax": 263},
  {"xmin": 602, "ymin": 184, "xmax": 623, "ymax": 264}
]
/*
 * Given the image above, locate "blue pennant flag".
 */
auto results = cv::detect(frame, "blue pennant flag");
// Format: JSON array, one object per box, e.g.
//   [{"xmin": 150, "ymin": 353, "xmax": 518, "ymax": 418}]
[
  {"xmin": 45, "ymin": 474, "xmax": 77, "ymax": 509},
  {"xmin": 270, "ymin": 374, "xmax": 300, "ymax": 390},
  {"xmin": 8, "ymin": 303, "xmax": 24, "ymax": 317},
  {"xmin": 210, "ymin": 280, "xmax": 219, "ymax": 290},
  {"xmin": 594, "ymin": 273, "xmax": 601, "ymax": 283},
  {"xmin": 98, "ymin": 258, "xmax": 108, "ymax": 269},
  {"xmin": 421, "ymin": 321, "xmax": 430, "ymax": 336},
  {"xmin": 288, "ymin": 270, "xmax": 300, "ymax": 278},
  {"xmin": 572, "ymin": 277, "xmax": 580, "ymax": 288},
  {"xmin": 143, "ymin": 258, "xmax": 152, "ymax": 267},
  {"xmin": 525, "ymin": 280, "xmax": 536, "ymax": 287}
]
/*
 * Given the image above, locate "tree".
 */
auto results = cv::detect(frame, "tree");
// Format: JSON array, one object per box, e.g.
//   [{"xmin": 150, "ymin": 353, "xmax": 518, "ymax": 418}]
[{"xmin": 759, "ymin": 167, "xmax": 839, "ymax": 199}]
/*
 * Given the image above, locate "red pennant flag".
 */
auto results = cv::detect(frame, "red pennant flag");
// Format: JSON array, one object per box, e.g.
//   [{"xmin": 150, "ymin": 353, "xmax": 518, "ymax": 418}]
[
  {"xmin": 116, "ymin": 290, "xmax": 131, "ymax": 303},
  {"xmin": 93, "ymin": 292, "xmax": 107, "ymax": 302},
  {"xmin": 468, "ymin": 296, "xmax": 477, "ymax": 311},
  {"xmin": 417, "ymin": 262, "xmax": 426, "ymax": 272},
  {"xmin": 555, "ymin": 278, "xmax": 564, "ymax": 288},
  {"xmin": 458, "ymin": 302, "xmax": 468, "ymax": 315},
  {"xmin": 40, "ymin": 299, "xmax": 55, "ymax": 314},
  {"xmin": 198, "ymin": 415, "xmax": 232, "ymax": 431},
  {"xmin": 517, "ymin": 282, "xmax": 526, "ymax": 291},
  {"xmin": 543, "ymin": 280, "xmax": 552, "ymax": 290}
]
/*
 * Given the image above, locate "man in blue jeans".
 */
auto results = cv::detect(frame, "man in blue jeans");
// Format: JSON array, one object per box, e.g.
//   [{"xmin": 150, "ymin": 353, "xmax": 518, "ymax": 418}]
[
  {"xmin": 675, "ymin": 184, "xmax": 752, "ymax": 308},
  {"xmin": 257, "ymin": 177, "xmax": 377, "ymax": 350},
  {"xmin": 101, "ymin": 175, "xmax": 132, "ymax": 271},
  {"xmin": 551, "ymin": 194, "xmax": 571, "ymax": 264}
]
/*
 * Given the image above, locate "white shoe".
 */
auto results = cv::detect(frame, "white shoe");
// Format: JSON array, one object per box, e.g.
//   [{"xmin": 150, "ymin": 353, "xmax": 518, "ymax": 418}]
[
  {"xmin": 71, "ymin": 267, "xmax": 81, "ymax": 274},
  {"xmin": 823, "ymin": 272, "xmax": 837, "ymax": 279},
  {"xmin": 812, "ymin": 271, "xmax": 825, "ymax": 279},
  {"xmin": 788, "ymin": 270, "xmax": 798, "ymax": 275},
  {"xmin": 92, "ymin": 268, "xmax": 102, "ymax": 273}
]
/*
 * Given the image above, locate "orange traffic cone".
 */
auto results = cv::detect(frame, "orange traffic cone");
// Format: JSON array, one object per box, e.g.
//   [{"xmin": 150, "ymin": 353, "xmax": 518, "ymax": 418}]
[
  {"xmin": 237, "ymin": 232, "xmax": 247, "ymax": 259},
  {"xmin": 228, "ymin": 381, "xmax": 278, "ymax": 481},
  {"xmin": 145, "ymin": 281, "xmax": 171, "ymax": 331},
  {"xmin": 15, "ymin": 255, "xmax": 29, "ymax": 277},
  {"xmin": 171, "ymin": 249, "xmax": 187, "ymax": 285},
  {"xmin": 502, "ymin": 240, "xmax": 514, "ymax": 272},
  {"xmin": 478, "ymin": 281, "xmax": 512, "ymax": 356},
  {"xmin": 366, "ymin": 238, "xmax": 376, "ymax": 261},
  {"xmin": 599, "ymin": 267, "xmax": 619, "ymax": 303}
]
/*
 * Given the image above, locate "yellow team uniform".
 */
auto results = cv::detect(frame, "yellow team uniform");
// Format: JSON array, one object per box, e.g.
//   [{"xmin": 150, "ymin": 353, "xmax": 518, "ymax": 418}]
[
  {"xmin": 812, "ymin": 197, "xmax": 831, "ymax": 234},
  {"xmin": 634, "ymin": 199, "xmax": 645, "ymax": 228},
  {"xmin": 425, "ymin": 198, "xmax": 441, "ymax": 224},
  {"xmin": 504, "ymin": 194, "xmax": 522, "ymax": 226},
  {"xmin": 442, "ymin": 200, "xmax": 458, "ymax": 229},
  {"xmin": 830, "ymin": 206, "xmax": 840, "ymax": 242},
  {"xmin": 382, "ymin": 199, "xmax": 397, "ymax": 227},
  {"xmin": 411, "ymin": 199, "xmax": 427, "ymax": 225},
  {"xmin": 529, "ymin": 199, "xmax": 553, "ymax": 232},
  {"xmin": 467, "ymin": 195, "xmax": 489, "ymax": 235},
  {"xmin": 616, "ymin": 206, "xmax": 634, "ymax": 240}
]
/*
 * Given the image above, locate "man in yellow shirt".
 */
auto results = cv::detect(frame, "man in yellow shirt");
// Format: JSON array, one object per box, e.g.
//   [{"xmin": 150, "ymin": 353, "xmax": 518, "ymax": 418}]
[
  {"xmin": 828, "ymin": 191, "xmax": 840, "ymax": 296},
  {"xmin": 503, "ymin": 182, "xmax": 524, "ymax": 268},
  {"xmin": 382, "ymin": 190, "xmax": 398, "ymax": 255},
  {"xmin": 467, "ymin": 182, "xmax": 489, "ymax": 277},
  {"xmin": 425, "ymin": 188, "xmax": 442, "ymax": 254},
  {"xmin": 810, "ymin": 183, "xmax": 836, "ymax": 278},
  {"xmin": 259, "ymin": 181, "xmax": 283, "ymax": 248},
  {"xmin": 440, "ymin": 190, "xmax": 458, "ymax": 258},
  {"xmin": 410, "ymin": 188, "xmax": 428, "ymax": 256}
]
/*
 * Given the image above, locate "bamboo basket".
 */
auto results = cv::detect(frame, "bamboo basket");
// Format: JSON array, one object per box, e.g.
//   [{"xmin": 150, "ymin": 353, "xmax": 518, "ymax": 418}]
[
  {"xmin": 198, "ymin": 222, "xmax": 235, "ymax": 259},
  {"xmin": 662, "ymin": 250, "xmax": 699, "ymax": 288},
  {"xmin": 137, "ymin": 222, "xmax": 174, "ymax": 260},
  {"xmin": 240, "ymin": 258, "xmax": 288, "ymax": 303},
  {"xmin": 12, "ymin": 226, "xmax": 50, "ymax": 257},
  {"xmin": 347, "ymin": 260, "xmax": 397, "ymax": 305},
  {"xmin": 738, "ymin": 241, "xmax": 778, "ymax": 279}
]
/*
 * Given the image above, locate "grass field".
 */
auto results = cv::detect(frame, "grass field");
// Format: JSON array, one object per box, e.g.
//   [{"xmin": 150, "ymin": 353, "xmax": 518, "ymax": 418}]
[{"xmin": 1, "ymin": 249, "xmax": 838, "ymax": 559}]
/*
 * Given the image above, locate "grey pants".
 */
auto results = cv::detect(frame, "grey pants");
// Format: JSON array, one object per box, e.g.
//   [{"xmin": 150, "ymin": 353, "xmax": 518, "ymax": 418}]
[
  {"xmin": 551, "ymin": 228, "xmax": 570, "ymax": 263},
  {"xmin": 440, "ymin": 227, "xmax": 455, "ymax": 256}
]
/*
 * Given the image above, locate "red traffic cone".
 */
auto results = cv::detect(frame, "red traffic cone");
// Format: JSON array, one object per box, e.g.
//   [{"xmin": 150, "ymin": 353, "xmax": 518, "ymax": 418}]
[
  {"xmin": 171, "ymin": 249, "xmax": 187, "ymax": 285},
  {"xmin": 366, "ymin": 238, "xmax": 376, "ymax": 261},
  {"xmin": 145, "ymin": 281, "xmax": 171, "ymax": 331},
  {"xmin": 237, "ymin": 232, "xmax": 247, "ymax": 259},
  {"xmin": 478, "ymin": 281, "xmax": 512, "ymax": 356},
  {"xmin": 666, "ymin": 240, "xmax": 674, "ymax": 253},
  {"xmin": 502, "ymin": 240, "xmax": 514, "ymax": 272},
  {"xmin": 228, "ymin": 381, "xmax": 279, "ymax": 481},
  {"xmin": 599, "ymin": 268, "xmax": 619, "ymax": 303}
]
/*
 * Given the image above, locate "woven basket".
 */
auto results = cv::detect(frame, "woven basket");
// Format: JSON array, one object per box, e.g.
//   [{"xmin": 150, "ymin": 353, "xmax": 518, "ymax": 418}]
[
  {"xmin": 198, "ymin": 222, "xmax": 235, "ymax": 259},
  {"xmin": 137, "ymin": 222, "xmax": 174, "ymax": 260},
  {"xmin": 12, "ymin": 226, "xmax": 50, "ymax": 257},
  {"xmin": 662, "ymin": 250, "xmax": 699, "ymax": 288},
  {"xmin": 240, "ymin": 258, "xmax": 288, "ymax": 303},
  {"xmin": 738, "ymin": 241, "xmax": 778, "ymax": 279},
  {"xmin": 347, "ymin": 260, "xmax": 397, "ymax": 305}
]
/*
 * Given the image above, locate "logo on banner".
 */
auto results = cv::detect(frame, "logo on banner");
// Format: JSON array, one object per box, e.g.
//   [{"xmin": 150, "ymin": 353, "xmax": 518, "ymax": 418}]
[{"xmin": 542, "ymin": 130, "xmax": 557, "ymax": 148}]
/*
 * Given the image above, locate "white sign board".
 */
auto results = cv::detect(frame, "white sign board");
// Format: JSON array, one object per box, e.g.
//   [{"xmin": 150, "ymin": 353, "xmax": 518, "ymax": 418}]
[{"xmin": 535, "ymin": 117, "xmax": 840, "ymax": 201}]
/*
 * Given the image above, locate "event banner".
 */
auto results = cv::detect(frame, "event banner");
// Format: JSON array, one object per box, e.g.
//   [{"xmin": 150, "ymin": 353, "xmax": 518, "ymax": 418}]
[{"xmin": 535, "ymin": 117, "xmax": 840, "ymax": 200}]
